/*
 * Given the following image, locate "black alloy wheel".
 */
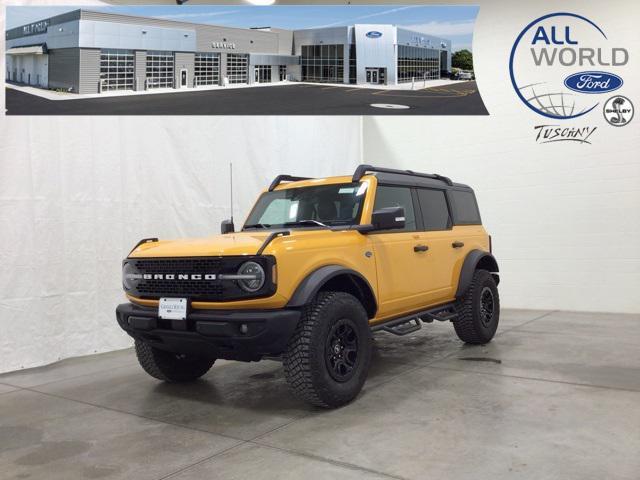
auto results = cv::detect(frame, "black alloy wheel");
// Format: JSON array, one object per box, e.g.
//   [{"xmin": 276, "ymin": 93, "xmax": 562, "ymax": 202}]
[
  {"xmin": 479, "ymin": 286, "xmax": 495, "ymax": 328},
  {"xmin": 325, "ymin": 318, "xmax": 359, "ymax": 382}
]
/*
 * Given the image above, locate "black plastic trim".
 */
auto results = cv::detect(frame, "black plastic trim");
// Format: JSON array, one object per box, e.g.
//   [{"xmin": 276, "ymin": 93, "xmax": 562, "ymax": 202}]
[
  {"xmin": 116, "ymin": 302, "xmax": 300, "ymax": 360},
  {"xmin": 286, "ymin": 265, "xmax": 377, "ymax": 314},
  {"xmin": 128, "ymin": 237, "xmax": 158, "ymax": 255},
  {"xmin": 455, "ymin": 250, "xmax": 499, "ymax": 297},
  {"xmin": 256, "ymin": 230, "xmax": 290, "ymax": 255}
]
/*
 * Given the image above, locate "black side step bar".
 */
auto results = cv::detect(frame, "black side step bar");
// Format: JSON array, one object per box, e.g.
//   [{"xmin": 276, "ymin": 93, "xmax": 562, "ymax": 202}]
[{"xmin": 371, "ymin": 302, "xmax": 458, "ymax": 336}]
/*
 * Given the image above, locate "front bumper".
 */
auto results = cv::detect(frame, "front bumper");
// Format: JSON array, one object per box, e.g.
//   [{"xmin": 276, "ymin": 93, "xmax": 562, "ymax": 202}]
[{"xmin": 116, "ymin": 302, "xmax": 300, "ymax": 361}]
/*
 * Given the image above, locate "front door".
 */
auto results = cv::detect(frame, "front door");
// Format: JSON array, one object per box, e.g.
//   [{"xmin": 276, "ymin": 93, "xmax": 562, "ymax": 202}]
[
  {"xmin": 369, "ymin": 185, "xmax": 433, "ymax": 319},
  {"xmin": 366, "ymin": 68, "xmax": 379, "ymax": 84},
  {"xmin": 180, "ymin": 69, "xmax": 187, "ymax": 87}
]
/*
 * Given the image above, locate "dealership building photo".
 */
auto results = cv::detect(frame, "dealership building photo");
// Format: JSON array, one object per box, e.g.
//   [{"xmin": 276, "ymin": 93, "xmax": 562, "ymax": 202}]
[{"xmin": 5, "ymin": 9, "xmax": 452, "ymax": 95}]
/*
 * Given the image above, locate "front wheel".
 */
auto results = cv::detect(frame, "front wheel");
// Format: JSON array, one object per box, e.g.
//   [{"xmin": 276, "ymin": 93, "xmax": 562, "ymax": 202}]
[
  {"xmin": 453, "ymin": 269, "xmax": 500, "ymax": 344},
  {"xmin": 283, "ymin": 291, "xmax": 372, "ymax": 408},
  {"xmin": 135, "ymin": 340, "xmax": 215, "ymax": 382}
]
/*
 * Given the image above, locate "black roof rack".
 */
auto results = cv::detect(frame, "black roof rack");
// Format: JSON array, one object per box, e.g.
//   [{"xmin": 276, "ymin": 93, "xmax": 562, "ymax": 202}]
[
  {"xmin": 352, "ymin": 164, "xmax": 453, "ymax": 186},
  {"xmin": 268, "ymin": 174, "xmax": 313, "ymax": 191}
]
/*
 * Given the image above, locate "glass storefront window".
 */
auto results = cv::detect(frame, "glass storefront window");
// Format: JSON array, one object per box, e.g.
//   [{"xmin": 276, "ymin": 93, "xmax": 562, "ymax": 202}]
[
  {"xmin": 301, "ymin": 43, "xmax": 345, "ymax": 83},
  {"xmin": 397, "ymin": 45, "xmax": 442, "ymax": 83}
]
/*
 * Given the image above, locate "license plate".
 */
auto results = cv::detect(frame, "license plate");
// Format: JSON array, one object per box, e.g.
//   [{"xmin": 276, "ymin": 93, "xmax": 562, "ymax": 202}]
[{"xmin": 158, "ymin": 298, "xmax": 188, "ymax": 320}]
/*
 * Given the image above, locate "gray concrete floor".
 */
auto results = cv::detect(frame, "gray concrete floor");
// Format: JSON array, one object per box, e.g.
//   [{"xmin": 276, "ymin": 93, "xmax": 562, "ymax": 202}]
[{"xmin": 1, "ymin": 309, "xmax": 639, "ymax": 480}]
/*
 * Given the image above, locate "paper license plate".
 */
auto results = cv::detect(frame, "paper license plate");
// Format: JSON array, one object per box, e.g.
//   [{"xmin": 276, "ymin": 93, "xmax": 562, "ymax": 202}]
[{"xmin": 158, "ymin": 298, "xmax": 188, "ymax": 320}]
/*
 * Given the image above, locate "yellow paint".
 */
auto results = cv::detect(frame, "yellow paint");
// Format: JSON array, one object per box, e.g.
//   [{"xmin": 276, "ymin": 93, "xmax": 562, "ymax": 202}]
[{"xmin": 126, "ymin": 174, "xmax": 490, "ymax": 324}]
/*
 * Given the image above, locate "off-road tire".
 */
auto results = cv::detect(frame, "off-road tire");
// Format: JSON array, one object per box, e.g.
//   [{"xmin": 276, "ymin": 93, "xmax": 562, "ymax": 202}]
[
  {"xmin": 453, "ymin": 269, "xmax": 500, "ymax": 344},
  {"xmin": 135, "ymin": 340, "xmax": 215, "ymax": 382},
  {"xmin": 283, "ymin": 291, "xmax": 372, "ymax": 409}
]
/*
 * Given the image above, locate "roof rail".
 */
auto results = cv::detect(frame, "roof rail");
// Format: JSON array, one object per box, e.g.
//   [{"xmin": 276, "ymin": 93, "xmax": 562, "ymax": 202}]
[
  {"xmin": 352, "ymin": 164, "xmax": 453, "ymax": 186},
  {"xmin": 268, "ymin": 174, "xmax": 313, "ymax": 192}
]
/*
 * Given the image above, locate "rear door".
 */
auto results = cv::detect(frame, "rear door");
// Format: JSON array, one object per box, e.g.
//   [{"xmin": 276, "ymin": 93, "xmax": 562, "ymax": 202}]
[{"xmin": 415, "ymin": 188, "xmax": 459, "ymax": 303}]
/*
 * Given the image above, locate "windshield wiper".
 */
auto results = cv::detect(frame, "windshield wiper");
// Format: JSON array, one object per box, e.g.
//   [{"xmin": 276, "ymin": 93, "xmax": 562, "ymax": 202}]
[
  {"xmin": 283, "ymin": 219, "xmax": 330, "ymax": 228},
  {"xmin": 243, "ymin": 223, "xmax": 271, "ymax": 229}
]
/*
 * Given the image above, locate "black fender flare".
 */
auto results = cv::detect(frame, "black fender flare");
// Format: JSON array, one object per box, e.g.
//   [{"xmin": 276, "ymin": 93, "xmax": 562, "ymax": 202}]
[
  {"xmin": 455, "ymin": 250, "xmax": 500, "ymax": 298},
  {"xmin": 286, "ymin": 265, "xmax": 377, "ymax": 317}
]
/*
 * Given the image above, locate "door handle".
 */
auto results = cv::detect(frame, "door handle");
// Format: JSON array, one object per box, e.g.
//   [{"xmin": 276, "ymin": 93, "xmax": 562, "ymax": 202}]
[
  {"xmin": 414, "ymin": 244, "xmax": 429, "ymax": 252},
  {"xmin": 452, "ymin": 241, "xmax": 465, "ymax": 248}
]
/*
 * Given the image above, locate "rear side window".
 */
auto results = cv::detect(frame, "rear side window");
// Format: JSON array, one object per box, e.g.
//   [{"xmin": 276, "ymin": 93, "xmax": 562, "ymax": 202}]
[
  {"xmin": 373, "ymin": 186, "xmax": 417, "ymax": 231},
  {"xmin": 450, "ymin": 190, "xmax": 481, "ymax": 225},
  {"xmin": 417, "ymin": 189, "xmax": 451, "ymax": 231}
]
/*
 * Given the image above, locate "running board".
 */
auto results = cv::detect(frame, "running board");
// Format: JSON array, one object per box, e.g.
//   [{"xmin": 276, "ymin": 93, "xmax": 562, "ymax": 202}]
[{"xmin": 372, "ymin": 303, "xmax": 458, "ymax": 336}]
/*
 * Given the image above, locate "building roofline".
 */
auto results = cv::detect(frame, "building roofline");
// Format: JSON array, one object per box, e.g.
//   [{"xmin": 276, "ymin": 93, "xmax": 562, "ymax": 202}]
[{"xmin": 6, "ymin": 8, "xmax": 452, "ymax": 43}]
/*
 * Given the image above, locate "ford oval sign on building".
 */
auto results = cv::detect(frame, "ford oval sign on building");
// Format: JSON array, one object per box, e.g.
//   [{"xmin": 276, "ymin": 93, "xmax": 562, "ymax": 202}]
[
  {"xmin": 366, "ymin": 31, "xmax": 383, "ymax": 39},
  {"xmin": 563, "ymin": 71, "xmax": 623, "ymax": 94}
]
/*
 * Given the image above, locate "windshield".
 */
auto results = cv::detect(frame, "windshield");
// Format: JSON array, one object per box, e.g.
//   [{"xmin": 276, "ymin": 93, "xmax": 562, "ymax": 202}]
[{"xmin": 244, "ymin": 182, "xmax": 368, "ymax": 229}]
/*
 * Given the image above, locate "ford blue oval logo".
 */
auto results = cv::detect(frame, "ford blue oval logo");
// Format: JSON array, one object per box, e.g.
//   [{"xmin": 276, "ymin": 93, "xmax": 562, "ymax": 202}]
[
  {"xmin": 564, "ymin": 71, "xmax": 623, "ymax": 94},
  {"xmin": 366, "ymin": 31, "xmax": 382, "ymax": 39}
]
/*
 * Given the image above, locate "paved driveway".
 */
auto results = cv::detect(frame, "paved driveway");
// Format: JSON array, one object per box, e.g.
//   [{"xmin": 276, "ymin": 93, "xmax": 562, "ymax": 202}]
[{"xmin": 6, "ymin": 81, "xmax": 487, "ymax": 115}]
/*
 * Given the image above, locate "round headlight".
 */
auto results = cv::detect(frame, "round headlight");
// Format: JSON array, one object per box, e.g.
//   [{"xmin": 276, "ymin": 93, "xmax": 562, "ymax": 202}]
[
  {"xmin": 122, "ymin": 262, "xmax": 140, "ymax": 291},
  {"xmin": 237, "ymin": 261, "xmax": 265, "ymax": 292}
]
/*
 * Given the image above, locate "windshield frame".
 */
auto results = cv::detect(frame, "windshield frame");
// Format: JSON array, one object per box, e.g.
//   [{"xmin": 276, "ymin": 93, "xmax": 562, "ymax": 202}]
[{"xmin": 242, "ymin": 182, "xmax": 368, "ymax": 231}]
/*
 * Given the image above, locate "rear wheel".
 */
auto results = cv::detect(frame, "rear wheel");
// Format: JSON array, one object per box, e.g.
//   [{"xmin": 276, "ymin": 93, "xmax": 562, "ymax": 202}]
[
  {"xmin": 135, "ymin": 340, "xmax": 215, "ymax": 382},
  {"xmin": 283, "ymin": 291, "xmax": 372, "ymax": 408},
  {"xmin": 453, "ymin": 269, "xmax": 500, "ymax": 344}
]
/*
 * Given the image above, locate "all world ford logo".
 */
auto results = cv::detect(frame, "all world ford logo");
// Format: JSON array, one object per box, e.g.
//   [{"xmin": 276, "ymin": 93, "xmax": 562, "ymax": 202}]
[
  {"xmin": 564, "ymin": 71, "xmax": 623, "ymax": 94},
  {"xmin": 366, "ymin": 31, "xmax": 383, "ymax": 39}
]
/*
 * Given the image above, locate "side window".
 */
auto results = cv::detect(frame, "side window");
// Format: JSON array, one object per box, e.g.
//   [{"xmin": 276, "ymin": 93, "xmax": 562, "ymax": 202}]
[
  {"xmin": 450, "ymin": 190, "xmax": 481, "ymax": 225},
  {"xmin": 417, "ymin": 189, "xmax": 451, "ymax": 231},
  {"xmin": 373, "ymin": 186, "xmax": 416, "ymax": 232}
]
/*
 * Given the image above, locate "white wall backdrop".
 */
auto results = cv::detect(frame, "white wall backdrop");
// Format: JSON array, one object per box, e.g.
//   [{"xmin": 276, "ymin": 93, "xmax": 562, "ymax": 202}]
[
  {"xmin": 0, "ymin": 117, "xmax": 362, "ymax": 373},
  {"xmin": 363, "ymin": 0, "xmax": 640, "ymax": 314},
  {"xmin": 2, "ymin": 0, "xmax": 639, "ymax": 374}
]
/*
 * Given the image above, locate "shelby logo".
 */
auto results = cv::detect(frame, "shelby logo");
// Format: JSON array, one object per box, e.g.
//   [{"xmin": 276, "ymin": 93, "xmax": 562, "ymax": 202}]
[
  {"xmin": 534, "ymin": 125, "xmax": 597, "ymax": 144},
  {"xmin": 366, "ymin": 31, "xmax": 383, "ymax": 39},
  {"xmin": 564, "ymin": 72, "xmax": 623, "ymax": 94},
  {"xmin": 509, "ymin": 13, "xmax": 628, "ymax": 120},
  {"xmin": 127, "ymin": 273, "xmax": 217, "ymax": 280}
]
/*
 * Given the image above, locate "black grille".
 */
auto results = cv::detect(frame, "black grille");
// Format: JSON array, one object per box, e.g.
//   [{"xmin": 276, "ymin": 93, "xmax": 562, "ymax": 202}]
[
  {"xmin": 124, "ymin": 256, "xmax": 275, "ymax": 301},
  {"xmin": 136, "ymin": 280, "xmax": 225, "ymax": 298},
  {"xmin": 134, "ymin": 258, "xmax": 224, "ymax": 273}
]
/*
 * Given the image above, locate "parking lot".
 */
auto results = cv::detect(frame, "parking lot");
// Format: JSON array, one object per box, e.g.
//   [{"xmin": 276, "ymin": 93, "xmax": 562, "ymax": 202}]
[{"xmin": 6, "ymin": 81, "xmax": 487, "ymax": 115}]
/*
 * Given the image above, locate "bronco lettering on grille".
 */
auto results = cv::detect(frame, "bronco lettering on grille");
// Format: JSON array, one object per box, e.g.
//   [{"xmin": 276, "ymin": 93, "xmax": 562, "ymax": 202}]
[{"xmin": 141, "ymin": 273, "xmax": 217, "ymax": 280}]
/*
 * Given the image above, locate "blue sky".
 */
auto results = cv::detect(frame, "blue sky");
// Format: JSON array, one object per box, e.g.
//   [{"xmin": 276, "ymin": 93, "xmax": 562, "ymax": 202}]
[{"xmin": 7, "ymin": 5, "xmax": 477, "ymax": 51}]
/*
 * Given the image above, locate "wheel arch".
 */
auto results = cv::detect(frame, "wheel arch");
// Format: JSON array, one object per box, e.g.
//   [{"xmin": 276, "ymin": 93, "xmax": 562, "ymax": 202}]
[
  {"xmin": 455, "ymin": 250, "xmax": 500, "ymax": 298},
  {"xmin": 286, "ymin": 265, "xmax": 378, "ymax": 319}
]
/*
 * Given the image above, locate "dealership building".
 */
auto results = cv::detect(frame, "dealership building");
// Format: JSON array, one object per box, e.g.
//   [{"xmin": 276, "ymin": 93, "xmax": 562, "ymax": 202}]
[{"xmin": 5, "ymin": 9, "xmax": 452, "ymax": 94}]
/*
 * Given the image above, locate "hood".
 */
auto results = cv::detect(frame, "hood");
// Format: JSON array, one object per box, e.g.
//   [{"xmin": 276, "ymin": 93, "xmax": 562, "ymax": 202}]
[{"xmin": 129, "ymin": 231, "xmax": 273, "ymax": 258}]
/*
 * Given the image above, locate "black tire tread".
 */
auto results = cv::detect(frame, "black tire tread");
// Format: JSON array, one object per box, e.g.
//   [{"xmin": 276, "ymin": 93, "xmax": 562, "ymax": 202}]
[
  {"xmin": 135, "ymin": 340, "xmax": 214, "ymax": 382},
  {"xmin": 283, "ymin": 291, "xmax": 370, "ymax": 408},
  {"xmin": 453, "ymin": 269, "xmax": 499, "ymax": 344}
]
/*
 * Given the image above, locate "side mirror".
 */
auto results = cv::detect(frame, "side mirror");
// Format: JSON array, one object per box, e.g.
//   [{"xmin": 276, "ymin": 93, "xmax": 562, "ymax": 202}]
[
  {"xmin": 371, "ymin": 207, "xmax": 406, "ymax": 231},
  {"xmin": 221, "ymin": 219, "xmax": 235, "ymax": 234}
]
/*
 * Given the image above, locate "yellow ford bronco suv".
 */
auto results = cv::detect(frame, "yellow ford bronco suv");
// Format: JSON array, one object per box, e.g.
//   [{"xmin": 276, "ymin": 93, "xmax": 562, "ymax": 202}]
[{"xmin": 116, "ymin": 165, "xmax": 499, "ymax": 408}]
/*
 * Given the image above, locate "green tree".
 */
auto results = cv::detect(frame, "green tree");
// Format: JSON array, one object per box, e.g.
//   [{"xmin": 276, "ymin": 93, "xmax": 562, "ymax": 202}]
[{"xmin": 452, "ymin": 49, "xmax": 474, "ymax": 71}]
